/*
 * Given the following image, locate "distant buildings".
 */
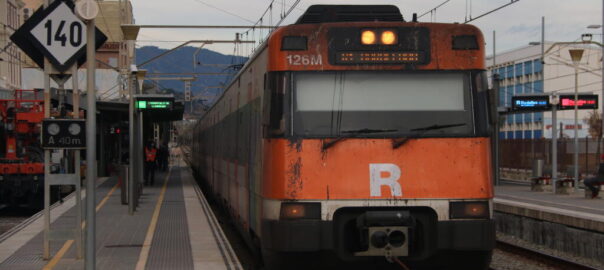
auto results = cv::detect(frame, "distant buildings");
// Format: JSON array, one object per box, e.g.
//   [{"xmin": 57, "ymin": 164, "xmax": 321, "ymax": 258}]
[
  {"xmin": 487, "ymin": 43, "xmax": 603, "ymax": 139},
  {"xmin": 0, "ymin": 0, "xmax": 25, "ymax": 94}
]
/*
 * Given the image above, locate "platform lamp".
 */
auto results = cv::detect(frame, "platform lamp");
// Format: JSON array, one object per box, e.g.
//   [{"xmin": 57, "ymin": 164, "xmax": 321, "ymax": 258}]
[
  {"xmin": 586, "ymin": 24, "xmax": 604, "ymax": 169},
  {"xmin": 121, "ymin": 25, "xmax": 140, "ymax": 215},
  {"xmin": 569, "ymin": 48, "xmax": 584, "ymax": 190},
  {"xmin": 121, "ymin": 24, "xmax": 140, "ymax": 41},
  {"xmin": 135, "ymin": 69, "xmax": 147, "ymax": 93}
]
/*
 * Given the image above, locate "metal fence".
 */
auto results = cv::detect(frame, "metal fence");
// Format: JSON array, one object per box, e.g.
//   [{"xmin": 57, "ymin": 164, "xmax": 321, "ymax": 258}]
[{"xmin": 500, "ymin": 138, "xmax": 603, "ymax": 175}]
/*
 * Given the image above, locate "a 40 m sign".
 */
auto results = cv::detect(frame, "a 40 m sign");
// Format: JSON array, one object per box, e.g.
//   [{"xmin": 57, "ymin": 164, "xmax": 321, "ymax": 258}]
[{"xmin": 29, "ymin": 0, "xmax": 88, "ymax": 71}]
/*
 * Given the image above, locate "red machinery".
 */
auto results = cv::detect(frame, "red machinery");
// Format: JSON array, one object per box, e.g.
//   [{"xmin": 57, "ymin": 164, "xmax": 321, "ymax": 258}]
[{"xmin": 0, "ymin": 89, "xmax": 44, "ymax": 208}]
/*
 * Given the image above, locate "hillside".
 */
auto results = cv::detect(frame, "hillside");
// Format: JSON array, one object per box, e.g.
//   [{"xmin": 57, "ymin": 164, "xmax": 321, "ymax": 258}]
[{"xmin": 135, "ymin": 46, "xmax": 247, "ymax": 100}]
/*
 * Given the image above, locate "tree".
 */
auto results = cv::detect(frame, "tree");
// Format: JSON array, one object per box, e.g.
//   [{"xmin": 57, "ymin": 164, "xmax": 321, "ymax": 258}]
[{"xmin": 583, "ymin": 110, "xmax": 603, "ymax": 164}]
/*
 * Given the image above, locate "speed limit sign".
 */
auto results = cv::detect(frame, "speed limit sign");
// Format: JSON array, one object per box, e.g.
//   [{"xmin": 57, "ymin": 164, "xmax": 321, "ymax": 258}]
[{"xmin": 9, "ymin": 0, "xmax": 106, "ymax": 72}]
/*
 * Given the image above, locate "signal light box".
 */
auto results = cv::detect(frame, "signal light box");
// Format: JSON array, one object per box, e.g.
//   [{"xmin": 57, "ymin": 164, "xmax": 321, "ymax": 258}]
[
  {"xmin": 42, "ymin": 119, "xmax": 86, "ymax": 149},
  {"xmin": 134, "ymin": 95, "xmax": 174, "ymax": 111}
]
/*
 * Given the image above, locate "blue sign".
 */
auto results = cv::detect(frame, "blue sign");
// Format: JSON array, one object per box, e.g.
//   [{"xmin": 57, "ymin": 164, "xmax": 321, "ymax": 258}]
[
  {"xmin": 511, "ymin": 96, "xmax": 551, "ymax": 111},
  {"xmin": 514, "ymin": 99, "xmax": 547, "ymax": 108}
]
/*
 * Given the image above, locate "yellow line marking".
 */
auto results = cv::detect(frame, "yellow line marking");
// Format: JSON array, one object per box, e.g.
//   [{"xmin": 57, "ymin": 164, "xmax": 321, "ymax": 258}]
[
  {"xmin": 42, "ymin": 239, "xmax": 74, "ymax": 270},
  {"xmin": 135, "ymin": 168, "xmax": 172, "ymax": 270},
  {"xmin": 96, "ymin": 184, "xmax": 118, "ymax": 211},
  {"xmin": 43, "ymin": 183, "xmax": 119, "ymax": 269}
]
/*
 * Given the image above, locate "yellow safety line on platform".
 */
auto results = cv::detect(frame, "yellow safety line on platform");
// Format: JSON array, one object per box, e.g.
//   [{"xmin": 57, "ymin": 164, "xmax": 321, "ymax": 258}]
[
  {"xmin": 135, "ymin": 168, "xmax": 172, "ymax": 270},
  {"xmin": 42, "ymin": 239, "xmax": 74, "ymax": 270},
  {"xmin": 43, "ymin": 183, "xmax": 119, "ymax": 270}
]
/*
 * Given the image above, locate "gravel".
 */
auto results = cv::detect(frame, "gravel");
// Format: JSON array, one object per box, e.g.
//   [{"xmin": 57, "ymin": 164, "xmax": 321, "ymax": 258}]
[
  {"xmin": 0, "ymin": 216, "xmax": 27, "ymax": 235},
  {"xmin": 492, "ymin": 232, "xmax": 604, "ymax": 270}
]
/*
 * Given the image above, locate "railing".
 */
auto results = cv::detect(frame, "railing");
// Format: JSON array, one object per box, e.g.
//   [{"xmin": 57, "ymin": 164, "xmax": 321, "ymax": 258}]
[{"xmin": 500, "ymin": 138, "xmax": 602, "ymax": 176}]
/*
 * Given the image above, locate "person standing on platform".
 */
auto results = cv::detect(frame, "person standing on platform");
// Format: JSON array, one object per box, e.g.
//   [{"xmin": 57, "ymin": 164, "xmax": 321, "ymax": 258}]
[
  {"xmin": 162, "ymin": 143, "xmax": 169, "ymax": 170},
  {"xmin": 157, "ymin": 143, "xmax": 169, "ymax": 171},
  {"xmin": 584, "ymin": 154, "xmax": 604, "ymax": 198},
  {"xmin": 144, "ymin": 141, "xmax": 158, "ymax": 186}
]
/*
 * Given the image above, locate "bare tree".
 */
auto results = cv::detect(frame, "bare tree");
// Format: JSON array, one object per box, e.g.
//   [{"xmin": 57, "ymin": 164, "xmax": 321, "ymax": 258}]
[{"xmin": 583, "ymin": 110, "xmax": 603, "ymax": 164}]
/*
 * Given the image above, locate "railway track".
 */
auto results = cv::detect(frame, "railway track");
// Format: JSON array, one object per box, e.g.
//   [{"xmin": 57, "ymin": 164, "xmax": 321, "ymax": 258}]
[
  {"xmin": 494, "ymin": 239, "xmax": 600, "ymax": 270},
  {"xmin": 0, "ymin": 207, "xmax": 34, "ymax": 236}
]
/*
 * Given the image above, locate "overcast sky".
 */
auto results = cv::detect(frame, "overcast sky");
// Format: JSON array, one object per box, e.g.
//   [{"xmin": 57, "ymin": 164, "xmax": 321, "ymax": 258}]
[{"xmin": 129, "ymin": 0, "xmax": 603, "ymax": 56}]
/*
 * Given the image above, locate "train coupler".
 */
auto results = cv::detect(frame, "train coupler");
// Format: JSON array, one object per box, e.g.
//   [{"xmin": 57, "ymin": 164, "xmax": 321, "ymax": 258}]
[{"xmin": 354, "ymin": 211, "xmax": 414, "ymax": 257}]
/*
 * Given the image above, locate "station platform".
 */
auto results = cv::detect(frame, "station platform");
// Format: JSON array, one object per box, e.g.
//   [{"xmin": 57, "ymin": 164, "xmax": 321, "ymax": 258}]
[
  {"xmin": 0, "ymin": 160, "xmax": 242, "ymax": 270},
  {"xmin": 494, "ymin": 184, "xmax": 604, "ymax": 233}
]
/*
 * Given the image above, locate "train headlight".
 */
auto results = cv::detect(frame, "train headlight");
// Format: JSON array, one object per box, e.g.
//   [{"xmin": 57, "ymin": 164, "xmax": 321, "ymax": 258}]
[
  {"xmin": 381, "ymin": 30, "xmax": 397, "ymax": 45},
  {"xmin": 449, "ymin": 201, "xmax": 489, "ymax": 219},
  {"xmin": 361, "ymin": 30, "xmax": 376, "ymax": 45},
  {"xmin": 279, "ymin": 202, "xmax": 321, "ymax": 220}
]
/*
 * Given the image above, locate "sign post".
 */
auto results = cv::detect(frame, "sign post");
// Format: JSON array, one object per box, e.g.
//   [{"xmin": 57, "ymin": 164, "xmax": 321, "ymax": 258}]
[
  {"xmin": 551, "ymin": 94, "xmax": 558, "ymax": 194},
  {"xmin": 79, "ymin": 0, "xmax": 100, "ymax": 268},
  {"xmin": 10, "ymin": 0, "xmax": 106, "ymax": 265}
]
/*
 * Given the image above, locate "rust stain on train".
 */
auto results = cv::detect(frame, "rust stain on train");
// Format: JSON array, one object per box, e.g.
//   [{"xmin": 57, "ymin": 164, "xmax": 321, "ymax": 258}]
[{"xmin": 287, "ymin": 157, "xmax": 303, "ymax": 198}]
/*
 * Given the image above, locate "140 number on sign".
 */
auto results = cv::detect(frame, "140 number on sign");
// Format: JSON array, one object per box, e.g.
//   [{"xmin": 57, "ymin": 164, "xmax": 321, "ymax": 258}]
[{"xmin": 44, "ymin": 20, "xmax": 83, "ymax": 47}]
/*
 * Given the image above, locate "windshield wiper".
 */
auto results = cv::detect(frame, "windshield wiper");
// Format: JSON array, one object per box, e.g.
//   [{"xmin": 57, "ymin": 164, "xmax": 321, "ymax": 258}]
[
  {"xmin": 322, "ymin": 128, "xmax": 398, "ymax": 151},
  {"xmin": 392, "ymin": 123, "xmax": 467, "ymax": 150}
]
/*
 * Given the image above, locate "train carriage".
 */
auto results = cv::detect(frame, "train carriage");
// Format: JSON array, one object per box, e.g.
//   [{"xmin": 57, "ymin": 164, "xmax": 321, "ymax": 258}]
[{"xmin": 188, "ymin": 5, "xmax": 495, "ymax": 269}]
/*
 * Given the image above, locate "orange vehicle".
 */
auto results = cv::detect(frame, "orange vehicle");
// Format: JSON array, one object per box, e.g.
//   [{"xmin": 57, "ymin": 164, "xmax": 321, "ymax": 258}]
[
  {"xmin": 187, "ymin": 5, "xmax": 495, "ymax": 269},
  {"xmin": 0, "ymin": 89, "xmax": 45, "ymax": 208}
]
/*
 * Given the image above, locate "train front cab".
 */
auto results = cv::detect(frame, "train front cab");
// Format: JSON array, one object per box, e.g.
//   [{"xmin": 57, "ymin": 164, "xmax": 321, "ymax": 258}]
[{"xmin": 258, "ymin": 15, "xmax": 495, "ymax": 270}]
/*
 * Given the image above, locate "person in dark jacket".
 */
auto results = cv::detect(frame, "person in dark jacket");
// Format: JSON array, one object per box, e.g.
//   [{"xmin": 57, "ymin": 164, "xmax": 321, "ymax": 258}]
[
  {"xmin": 585, "ymin": 154, "xmax": 604, "ymax": 198},
  {"xmin": 157, "ymin": 143, "xmax": 169, "ymax": 171}
]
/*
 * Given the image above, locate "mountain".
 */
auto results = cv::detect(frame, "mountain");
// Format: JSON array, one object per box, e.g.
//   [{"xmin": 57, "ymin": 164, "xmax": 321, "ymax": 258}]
[{"xmin": 135, "ymin": 46, "xmax": 248, "ymax": 100}]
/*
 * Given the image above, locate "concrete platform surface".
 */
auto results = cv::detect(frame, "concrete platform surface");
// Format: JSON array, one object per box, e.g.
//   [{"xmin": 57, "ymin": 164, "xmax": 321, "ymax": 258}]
[
  {"xmin": 495, "ymin": 184, "xmax": 604, "ymax": 233},
  {"xmin": 0, "ymin": 161, "xmax": 242, "ymax": 270}
]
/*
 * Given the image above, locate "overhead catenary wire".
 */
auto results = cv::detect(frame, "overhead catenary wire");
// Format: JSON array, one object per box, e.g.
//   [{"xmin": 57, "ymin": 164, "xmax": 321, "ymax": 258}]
[
  {"xmin": 464, "ymin": 0, "xmax": 521, "ymax": 24},
  {"xmin": 237, "ymin": 0, "xmax": 301, "ymax": 57},
  {"xmin": 95, "ymin": 0, "xmax": 115, "ymax": 42},
  {"xmin": 191, "ymin": 0, "xmax": 255, "ymax": 24},
  {"xmin": 418, "ymin": 0, "xmax": 450, "ymax": 20}
]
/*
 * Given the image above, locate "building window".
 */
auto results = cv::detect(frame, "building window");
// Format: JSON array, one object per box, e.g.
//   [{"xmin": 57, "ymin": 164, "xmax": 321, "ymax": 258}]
[
  {"xmin": 515, "ymin": 63, "xmax": 523, "ymax": 77},
  {"xmin": 534, "ymin": 80, "xmax": 543, "ymax": 93},
  {"xmin": 534, "ymin": 59, "xmax": 543, "ymax": 73},
  {"xmin": 524, "ymin": 60, "xmax": 533, "ymax": 74}
]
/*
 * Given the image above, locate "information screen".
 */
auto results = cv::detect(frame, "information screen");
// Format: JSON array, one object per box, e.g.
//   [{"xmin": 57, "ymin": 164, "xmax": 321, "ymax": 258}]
[
  {"xmin": 335, "ymin": 51, "xmax": 423, "ymax": 64},
  {"xmin": 558, "ymin": 94, "xmax": 598, "ymax": 110},
  {"xmin": 136, "ymin": 100, "xmax": 172, "ymax": 109},
  {"xmin": 511, "ymin": 96, "xmax": 551, "ymax": 111},
  {"xmin": 135, "ymin": 95, "xmax": 175, "ymax": 111}
]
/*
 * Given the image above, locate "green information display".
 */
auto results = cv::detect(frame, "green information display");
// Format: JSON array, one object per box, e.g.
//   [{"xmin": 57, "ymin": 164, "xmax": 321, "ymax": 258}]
[
  {"xmin": 136, "ymin": 100, "xmax": 172, "ymax": 109},
  {"xmin": 134, "ymin": 95, "xmax": 175, "ymax": 111}
]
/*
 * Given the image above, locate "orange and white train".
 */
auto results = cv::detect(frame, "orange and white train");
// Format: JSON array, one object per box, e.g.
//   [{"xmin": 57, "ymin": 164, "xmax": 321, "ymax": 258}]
[{"xmin": 186, "ymin": 5, "xmax": 495, "ymax": 269}]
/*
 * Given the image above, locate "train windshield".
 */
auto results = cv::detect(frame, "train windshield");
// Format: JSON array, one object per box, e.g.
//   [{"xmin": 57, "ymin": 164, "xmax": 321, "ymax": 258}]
[{"xmin": 292, "ymin": 71, "xmax": 476, "ymax": 137}]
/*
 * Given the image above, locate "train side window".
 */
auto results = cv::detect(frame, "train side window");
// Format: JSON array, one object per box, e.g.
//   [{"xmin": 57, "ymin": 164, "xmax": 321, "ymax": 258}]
[
  {"xmin": 474, "ymin": 71, "xmax": 491, "ymax": 135},
  {"xmin": 262, "ymin": 72, "xmax": 287, "ymax": 137}
]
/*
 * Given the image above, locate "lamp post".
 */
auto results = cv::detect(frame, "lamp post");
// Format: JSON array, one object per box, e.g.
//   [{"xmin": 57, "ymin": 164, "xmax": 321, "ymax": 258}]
[
  {"xmin": 587, "ymin": 24, "xmax": 604, "ymax": 165},
  {"xmin": 569, "ymin": 49, "xmax": 584, "ymax": 191}
]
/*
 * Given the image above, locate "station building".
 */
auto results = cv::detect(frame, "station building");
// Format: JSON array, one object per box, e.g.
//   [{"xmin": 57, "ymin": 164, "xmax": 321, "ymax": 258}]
[{"xmin": 487, "ymin": 42, "xmax": 603, "ymax": 139}]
